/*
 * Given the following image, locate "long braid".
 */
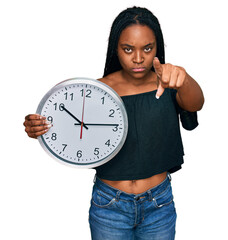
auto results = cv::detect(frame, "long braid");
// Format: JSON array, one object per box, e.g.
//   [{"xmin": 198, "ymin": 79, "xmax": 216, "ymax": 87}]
[{"xmin": 103, "ymin": 6, "xmax": 165, "ymax": 77}]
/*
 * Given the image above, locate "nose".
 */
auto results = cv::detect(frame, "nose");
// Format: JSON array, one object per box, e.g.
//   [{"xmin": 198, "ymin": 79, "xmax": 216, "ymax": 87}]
[{"xmin": 133, "ymin": 50, "xmax": 144, "ymax": 64}]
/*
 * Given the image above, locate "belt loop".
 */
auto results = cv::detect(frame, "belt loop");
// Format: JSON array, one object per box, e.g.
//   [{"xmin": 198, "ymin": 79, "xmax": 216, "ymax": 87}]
[
  {"xmin": 147, "ymin": 190, "xmax": 152, "ymax": 201},
  {"xmin": 168, "ymin": 173, "xmax": 172, "ymax": 182},
  {"xmin": 116, "ymin": 191, "xmax": 121, "ymax": 201}
]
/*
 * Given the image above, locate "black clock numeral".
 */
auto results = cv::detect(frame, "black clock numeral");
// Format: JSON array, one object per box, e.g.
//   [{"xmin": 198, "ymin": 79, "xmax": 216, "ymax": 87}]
[
  {"xmin": 109, "ymin": 109, "xmax": 115, "ymax": 117},
  {"xmin": 86, "ymin": 89, "xmax": 92, "ymax": 98},
  {"xmin": 112, "ymin": 125, "xmax": 118, "ymax": 132},
  {"xmin": 47, "ymin": 116, "xmax": 53, "ymax": 123},
  {"xmin": 77, "ymin": 150, "xmax": 82, "ymax": 158},
  {"xmin": 105, "ymin": 139, "xmax": 111, "ymax": 147},
  {"xmin": 51, "ymin": 133, "xmax": 57, "ymax": 141},
  {"xmin": 101, "ymin": 97, "xmax": 105, "ymax": 104},
  {"xmin": 80, "ymin": 89, "xmax": 92, "ymax": 98},
  {"xmin": 94, "ymin": 148, "xmax": 99, "ymax": 156},
  {"xmin": 54, "ymin": 102, "xmax": 65, "ymax": 111},
  {"xmin": 64, "ymin": 92, "xmax": 74, "ymax": 101},
  {"xmin": 62, "ymin": 144, "xmax": 67, "ymax": 152}
]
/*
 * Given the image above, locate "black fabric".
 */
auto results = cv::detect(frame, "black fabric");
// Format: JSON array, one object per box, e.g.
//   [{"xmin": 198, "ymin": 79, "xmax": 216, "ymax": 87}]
[
  {"xmin": 179, "ymin": 109, "xmax": 198, "ymax": 130},
  {"xmin": 95, "ymin": 89, "xmax": 196, "ymax": 181}
]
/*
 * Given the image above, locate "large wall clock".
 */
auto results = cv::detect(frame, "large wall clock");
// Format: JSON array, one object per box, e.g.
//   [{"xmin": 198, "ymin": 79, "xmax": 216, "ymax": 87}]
[{"xmin": 36, "ymin": 77, "xmax": 128, "ymax": 168}]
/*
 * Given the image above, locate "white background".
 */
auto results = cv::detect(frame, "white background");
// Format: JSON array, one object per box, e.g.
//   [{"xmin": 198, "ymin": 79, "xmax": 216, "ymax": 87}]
[{"xmin": 1, "ymin": 0, "xmax": 227, "ymax": 239}]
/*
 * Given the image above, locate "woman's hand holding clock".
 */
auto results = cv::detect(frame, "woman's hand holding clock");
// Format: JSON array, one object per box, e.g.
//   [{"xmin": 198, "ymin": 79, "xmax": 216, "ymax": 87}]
[{"xmin": 24, "ymin": 114, "xmax": 52, "ymax": 139}]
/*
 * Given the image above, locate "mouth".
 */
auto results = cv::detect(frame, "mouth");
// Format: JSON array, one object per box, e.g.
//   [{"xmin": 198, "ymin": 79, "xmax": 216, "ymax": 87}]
[{"xmin": 132, "ymin": 67, "xmax": 146, "ymax": 73}]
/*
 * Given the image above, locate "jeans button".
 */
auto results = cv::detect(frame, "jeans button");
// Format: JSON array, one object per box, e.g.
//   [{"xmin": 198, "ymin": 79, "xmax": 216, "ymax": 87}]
[{"xmin": 135, "ymin": 196, "xmax": 140, "ymax": 201}]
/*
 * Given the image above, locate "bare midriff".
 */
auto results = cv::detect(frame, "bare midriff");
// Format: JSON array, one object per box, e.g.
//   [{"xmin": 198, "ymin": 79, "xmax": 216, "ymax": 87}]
[{"xmin": 101, "ymin": 172, "xmax": 167, "ymax": 195}]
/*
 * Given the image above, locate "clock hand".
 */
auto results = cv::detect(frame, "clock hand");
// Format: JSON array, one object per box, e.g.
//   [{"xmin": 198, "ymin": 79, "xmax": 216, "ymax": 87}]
[
  {"xmin": 80, "ymin": 89, "xmax": 86, "ymax": 139},
  {"xmin": 62, "ymin": 106, "xmax": 88, "ymax": 130},
  {"xmin": 74, "ymin": 123, "xmax": 119, "ymax": 126}
]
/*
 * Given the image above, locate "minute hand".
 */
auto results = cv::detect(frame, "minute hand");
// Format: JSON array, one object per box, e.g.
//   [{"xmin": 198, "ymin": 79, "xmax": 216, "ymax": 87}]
[
  {"xmin": 74, "ymin": 123, "xmax": 119, "ymax": 126},
  {"xmin": 62, "ymin": 106, "xmax": 88, "ymax": 129}
]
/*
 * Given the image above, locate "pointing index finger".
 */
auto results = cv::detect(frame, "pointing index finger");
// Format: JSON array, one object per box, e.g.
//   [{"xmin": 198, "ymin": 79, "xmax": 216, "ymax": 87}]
[{"xmin": 153, "ymin": 57, "xmax": 163, "ymax": 78}]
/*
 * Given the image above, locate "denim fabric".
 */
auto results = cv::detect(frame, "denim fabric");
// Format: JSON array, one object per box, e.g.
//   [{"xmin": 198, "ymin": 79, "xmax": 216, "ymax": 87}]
[{"xmin": 89, "ymin": 174, "xmax": 176, "ymax": 240}]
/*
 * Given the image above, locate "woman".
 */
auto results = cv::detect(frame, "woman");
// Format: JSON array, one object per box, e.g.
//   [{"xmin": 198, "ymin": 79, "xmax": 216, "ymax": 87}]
[{"xmin": 24, "ymin": 7, "xmax": 204, "ymax": 239}]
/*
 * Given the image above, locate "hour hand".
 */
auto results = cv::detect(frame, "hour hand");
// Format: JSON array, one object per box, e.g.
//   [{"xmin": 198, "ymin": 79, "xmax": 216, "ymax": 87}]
[{"xmin": 62, "ymin": 106, "xmax": 88, "ymax": 130}]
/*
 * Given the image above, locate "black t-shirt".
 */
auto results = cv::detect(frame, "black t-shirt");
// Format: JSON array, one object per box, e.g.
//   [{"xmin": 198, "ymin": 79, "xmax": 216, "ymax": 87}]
[{"xmin": 95, "ymin": 88, "xmax": 197, "ymax": 181}]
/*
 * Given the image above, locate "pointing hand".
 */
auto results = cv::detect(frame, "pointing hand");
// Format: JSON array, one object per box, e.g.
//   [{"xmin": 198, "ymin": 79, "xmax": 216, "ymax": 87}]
[{"xmin": 153, "ymin": 57, "xmax": 187, "ymax": 99}]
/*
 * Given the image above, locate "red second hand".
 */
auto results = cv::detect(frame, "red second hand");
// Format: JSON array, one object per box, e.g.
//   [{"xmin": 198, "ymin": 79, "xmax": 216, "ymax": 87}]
[{"xmin": 80, "ymin": 89, "xmax": 86, "ymax": 139}]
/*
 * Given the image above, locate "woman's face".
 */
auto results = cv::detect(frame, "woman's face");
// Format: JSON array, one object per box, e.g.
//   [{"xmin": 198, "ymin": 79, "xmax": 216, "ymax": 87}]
[{"xmin": 117, "ymin": 24, "xmax": 157, "ymax": 79}]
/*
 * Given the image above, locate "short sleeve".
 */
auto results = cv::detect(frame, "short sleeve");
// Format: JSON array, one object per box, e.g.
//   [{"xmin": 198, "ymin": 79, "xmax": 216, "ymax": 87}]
[{"xmin": 169, "ymin": 89, "xmax": 199, "ymax": 131}]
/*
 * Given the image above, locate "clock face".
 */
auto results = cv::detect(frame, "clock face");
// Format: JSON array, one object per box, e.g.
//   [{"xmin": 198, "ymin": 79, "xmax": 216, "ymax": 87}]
[{"xmin": 36, "ymin": 78, "xmax": 128, "ymax": 168}]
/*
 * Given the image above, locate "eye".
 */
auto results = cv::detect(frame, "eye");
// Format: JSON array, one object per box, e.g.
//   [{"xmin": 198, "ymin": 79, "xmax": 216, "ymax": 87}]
[
  {"xmin": 144, "ymin": 47, "xmax": 152, "ymax": 53},
  {"xmin": 124, "ymin": 48, "xmax": 132, "ymax": 53}
]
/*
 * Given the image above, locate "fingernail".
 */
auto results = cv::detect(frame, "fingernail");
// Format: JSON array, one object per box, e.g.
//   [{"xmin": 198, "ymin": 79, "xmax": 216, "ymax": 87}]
[
  {"xmin": 156, "ymin": 95, "xmax": 160, "ymax": 99},
  {"xmin": 45, "ymin": 120, "xmax": 52, "ymax": 125},
  {"xmin": 47, "ymin": 124, "xmax": 52, "ymax": 128}
]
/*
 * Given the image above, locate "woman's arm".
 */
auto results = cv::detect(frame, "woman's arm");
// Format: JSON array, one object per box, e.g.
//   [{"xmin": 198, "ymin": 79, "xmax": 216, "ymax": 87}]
[{"xmin": 176, "ymin": 73, "xmax": 204, "ymax": 112}]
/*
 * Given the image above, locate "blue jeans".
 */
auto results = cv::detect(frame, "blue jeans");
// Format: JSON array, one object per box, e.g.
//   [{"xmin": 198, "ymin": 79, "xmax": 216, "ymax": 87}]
[{"xmin": 89, "ymin": 174, "xmax": 176, "ymax": 240}]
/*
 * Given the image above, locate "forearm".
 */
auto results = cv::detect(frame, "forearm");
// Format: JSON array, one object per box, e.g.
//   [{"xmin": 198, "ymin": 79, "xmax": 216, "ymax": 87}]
[{"xmin": 176, "ymin": 73, "xmax": 204, "ymax": 112}]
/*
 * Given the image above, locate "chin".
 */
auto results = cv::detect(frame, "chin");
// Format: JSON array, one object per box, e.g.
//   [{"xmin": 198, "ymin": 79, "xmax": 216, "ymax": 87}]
[{"xmin": 131, "ymin": 71, "xmax": 149, "ymax": 79}]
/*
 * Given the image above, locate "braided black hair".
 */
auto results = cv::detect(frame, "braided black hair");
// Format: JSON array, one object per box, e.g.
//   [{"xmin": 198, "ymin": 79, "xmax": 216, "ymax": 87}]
[{"xmin": 103, "ymin": 6, "xmax": 165, "ymax": 77}]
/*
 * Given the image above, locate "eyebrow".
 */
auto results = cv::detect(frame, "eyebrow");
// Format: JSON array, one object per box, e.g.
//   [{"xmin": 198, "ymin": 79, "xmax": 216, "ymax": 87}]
[{"xmin": 120, "ymin": 42, "xmax": 155, "ymax": 48}]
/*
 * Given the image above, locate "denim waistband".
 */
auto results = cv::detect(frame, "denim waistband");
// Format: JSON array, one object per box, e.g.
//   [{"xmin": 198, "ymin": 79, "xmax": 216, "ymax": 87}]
[{"xmin": 93, "ymin": 173, "xmax": 171, "ymax": 202}]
